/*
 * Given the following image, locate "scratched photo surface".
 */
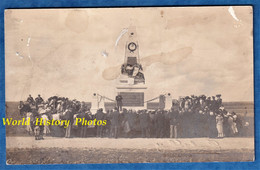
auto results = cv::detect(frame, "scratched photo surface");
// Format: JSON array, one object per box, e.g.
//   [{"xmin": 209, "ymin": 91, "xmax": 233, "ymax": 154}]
[{"xmin": 5, "ymin": 7, "xmax": 254, "ymax": 164}]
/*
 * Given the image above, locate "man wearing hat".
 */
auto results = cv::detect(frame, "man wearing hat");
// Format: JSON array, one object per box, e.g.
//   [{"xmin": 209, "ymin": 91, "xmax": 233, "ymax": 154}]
[
  {"xmin": 27, "ymin": 94, "xmax": 35, "ymax": 105},
  {"xmin": 216, "ymin": 94, "xmax": 222, "ymax": 109},
  {"xmin": 115, "ymin": 94, "xmax": 123, "ymax": 111},
  {"xmin": 210, "ymin": 96, "xmax": 217, "ymax": 111},
  {"xmin": 35, "ymin": 94, "xmax": 44, "ymax": 106}
]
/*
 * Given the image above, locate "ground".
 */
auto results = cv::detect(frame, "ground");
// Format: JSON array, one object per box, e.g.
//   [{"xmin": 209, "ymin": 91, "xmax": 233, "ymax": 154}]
[{"xmin": 6, "ymin": 137, "xmax": 254, "ymax": 164}]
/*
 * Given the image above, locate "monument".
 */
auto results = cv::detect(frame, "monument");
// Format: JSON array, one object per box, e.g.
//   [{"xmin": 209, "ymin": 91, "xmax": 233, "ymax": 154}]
[{"xmin": 116, "ymin": 27, "xmax": 147, "ymax": 110}]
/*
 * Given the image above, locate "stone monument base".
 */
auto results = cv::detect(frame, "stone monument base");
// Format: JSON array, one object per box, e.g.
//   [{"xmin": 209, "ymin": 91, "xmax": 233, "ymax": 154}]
[{"xmin": 116, "ymin": 80, "xmax": 147, "ymax": 110}]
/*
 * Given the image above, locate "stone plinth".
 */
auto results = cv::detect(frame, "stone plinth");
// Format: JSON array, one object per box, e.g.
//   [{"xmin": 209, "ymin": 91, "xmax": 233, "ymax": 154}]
[{"xmin": 116, "ymin": 76, "xmax": 147, "ymax": 110}]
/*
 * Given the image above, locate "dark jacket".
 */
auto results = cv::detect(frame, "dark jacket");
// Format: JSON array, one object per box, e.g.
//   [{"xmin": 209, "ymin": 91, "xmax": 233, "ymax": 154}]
[
  {"xmin": 64, "ymin": 109, "xmax": 74, "ymax": 124},
  {"xmin": 155, "ymin": 112, "xmax": 165, "ymax": 128},
  {"xmin": 168, "ymin": 110, "xmax": 179, "ymax": 125},
  {"xmin": 96, "ymin": 110, "xmax": 104, "ymax": 120},
  {"xmin": 139, "ymin": 112, "xmax": 150, "ymax": 128},
  {"xmin": 111, "ymin": 110, "xmax": 120, "ymax": 127}
]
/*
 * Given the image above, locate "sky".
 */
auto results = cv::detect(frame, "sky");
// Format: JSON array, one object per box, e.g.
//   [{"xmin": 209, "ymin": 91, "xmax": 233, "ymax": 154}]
[{"xmin": 5, "ymin": 7, "xmax": 253, "ymax": 102}]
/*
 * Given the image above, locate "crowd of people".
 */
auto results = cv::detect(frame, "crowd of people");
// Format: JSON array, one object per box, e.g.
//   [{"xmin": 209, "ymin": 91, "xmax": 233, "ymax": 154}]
[{"xmin": 18, "ymin": 94, "xmax": 248, "ymax": 140}]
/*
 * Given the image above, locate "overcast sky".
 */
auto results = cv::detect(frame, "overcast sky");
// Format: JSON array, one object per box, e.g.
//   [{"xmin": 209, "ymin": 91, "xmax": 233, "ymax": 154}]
[{"xmin": 5, "ymin": 7, "xmax": 253, "ymax": 102}]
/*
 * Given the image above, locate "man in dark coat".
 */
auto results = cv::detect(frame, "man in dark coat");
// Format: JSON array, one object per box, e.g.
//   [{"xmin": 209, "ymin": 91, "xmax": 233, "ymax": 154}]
[
  {"xmin": 78, "ymin": 108, "xmax": 91, "ymax": 138},
  {"xmin": 115, "ymin": 94, "xmax": 123, "ymax": 111},
  {"xmin": 163, "ymin": 110, "xmax": 170, "ymax": 138},
  {"xmin": 216, "ymin": 94, "xmax": 222, "ymax": 109},
  {"xmin": 27, "ymin": 94, "xmax": 34, "ymax": 104},
  {"xmin": 148, "ymin": 111, "xmax": 156, "ymax": 138},
  {"xmin": 111, "ymin": 107, "xmax": 120, "ymax": 138},
  {"xmin": 139, "ymin": 110, "xmax": 150, "ymax": 138},
  {"xmin": 210, "ymin": 96, "xmax": 217, "ymax": 112},
  {"xmin": 35, "ymin": 94, "xmax": 44, "ymax": 106},
  {"xmin": 96, "ymin": 108, "xmax": 105, "ymax": 137},
  {"xmin": 168, "ymin": 107, "xmax": 179, "ymax": 138},
  {"xmin": 155, "ymin": 110, "xmax": 165, "ymax": 138}
]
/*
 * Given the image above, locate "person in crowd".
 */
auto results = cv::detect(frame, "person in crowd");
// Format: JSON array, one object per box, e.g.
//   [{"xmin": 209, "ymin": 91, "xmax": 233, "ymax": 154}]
[
  {"xmin": 125, "ymin": 109, "xmax": 136, "ymax": 138},
  {"xmin": 33, "ymin": 114, "xmax": 44, "ymax": 140},
  {"xmin": 221, "ymin": 107, "xmax": 229, "ymax": 137},
  {"xmin": 18, "ymin": 101, "xmax": 32, "ymax": 117},
  {"xmin": 139, "ymin": 110, "xmax": 150, "ymax": 138},
  {"xmin": 210, "ymin": 96, "xmax": 217, "ymax": 112},
  {"xmin": 163, "ymin": 110, "xmax": 170, "ymax": 138},
  {"xmin": 111, "ymin": 107, "xmax": 120, "ymax": 138},
  {"xmin": 216, "ymin": 112, "xmax": 224, "ymax": 138},
  {"xmin": 63, "ymin": 105, "xmax": 74, "ymax": 138},
  {"xmin": 121, "ymin": 108, "xmax": 129, "ymax": 137},
  {"xmin": 155, "ymin": 110, "xmax": 165, "ymax": 138},
  {"xmin": 103, "ymin": 110, "xmax": 112, "ymax": 137},
  {"xmin": 22, "ymin": 93, "xmax": 245, "ymax": 139},
  {"xmin": 227, "ymin": 112, "xmax": 238, "ymax": 136},
  {"xmin": 96, "ymin": 108, "xmax": 105, "ymax": 137},
  {"xmin": 208, "ymin": 111, "xmax": 217, "ymax": 138},
  {"xmin": 149, "ymin": 110, "xmax": 156, "ymax": 138},
  {"xmin": 115, "ymin": 94, "xmax": 123, "ymax": 111},
  {"xmin": 35, "ymin": 94, "xmax": 44, "ymax": 106},
  {"xmin": 216, "ymin": 94, "xmax": 222, "ymax": 108},
  {"xmin": 27, "ymin": 94, "xmax": 35, "ymax": 105},
  {"xmin": 205, "ymin": 97, "xmax": 211, "ymax": 108},
  {"xmin": 168, "ymin": 107, "xmax": 179, "ymax": 138},
  {"xmin": 78, "ymin": 107, "xmax": 90, "ymax": 138}
]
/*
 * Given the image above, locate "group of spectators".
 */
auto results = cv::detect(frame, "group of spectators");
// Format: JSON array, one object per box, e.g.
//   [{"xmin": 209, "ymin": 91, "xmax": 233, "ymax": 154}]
[
  {"xmin": 171, "ymin": 94, "xmax": 241, "ymax": 138},
  {"xmin": 19, "ymin": 95, "xmax": 91, "ymax": 139},
  {"xmin": 107, "ymin": 94, "xmax": 244, "ymax": 139},
  {"xmin": 18, "ymin": 94, "xmax": 246, "ymax": 140}
]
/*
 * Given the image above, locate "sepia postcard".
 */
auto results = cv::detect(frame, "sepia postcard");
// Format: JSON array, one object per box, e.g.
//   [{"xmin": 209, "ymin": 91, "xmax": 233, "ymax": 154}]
[{"xmin": 4, "ymin": 7, "xmax": 254, "ymax": 164}]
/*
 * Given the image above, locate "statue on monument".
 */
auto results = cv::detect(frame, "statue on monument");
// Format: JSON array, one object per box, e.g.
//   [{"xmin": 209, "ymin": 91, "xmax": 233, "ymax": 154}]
[{"xmin": 120, "ymin": 27, "xmax": 145, "ymax": 84}]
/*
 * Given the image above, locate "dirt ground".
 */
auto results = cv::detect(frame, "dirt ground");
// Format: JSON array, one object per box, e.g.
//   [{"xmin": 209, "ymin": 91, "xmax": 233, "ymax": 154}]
[
  {"xmin": 6, "ymin": 147, "xmax": 254, "ymax": 164},
  {"xmin": 6, "ymin": 137, "xmax": 254, "ymax": 164}
]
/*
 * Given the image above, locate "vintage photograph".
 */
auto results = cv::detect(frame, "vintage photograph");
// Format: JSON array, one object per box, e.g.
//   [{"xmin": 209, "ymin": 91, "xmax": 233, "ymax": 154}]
[{"xmin": 4, "ymin": 7, "xmax": 254, "ymax": 164}]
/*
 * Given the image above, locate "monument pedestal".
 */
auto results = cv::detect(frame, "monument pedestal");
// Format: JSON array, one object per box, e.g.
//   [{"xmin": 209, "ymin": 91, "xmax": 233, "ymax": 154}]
[{"xmin": 116, "ymin": 76, "xmax": 147, "ymax": 110}]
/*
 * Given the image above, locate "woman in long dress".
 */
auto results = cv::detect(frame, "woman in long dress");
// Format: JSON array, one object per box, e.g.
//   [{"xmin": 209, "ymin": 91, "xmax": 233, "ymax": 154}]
[{"xmin": 216, "ymin": 113, "xmax": 224, "ymax": 138}]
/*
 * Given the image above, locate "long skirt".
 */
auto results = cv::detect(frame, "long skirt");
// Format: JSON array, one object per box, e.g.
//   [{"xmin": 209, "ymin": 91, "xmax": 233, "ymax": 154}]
[{"xmin": 216, "ymin": 123, "xmax": 224, "ymax": 137}]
